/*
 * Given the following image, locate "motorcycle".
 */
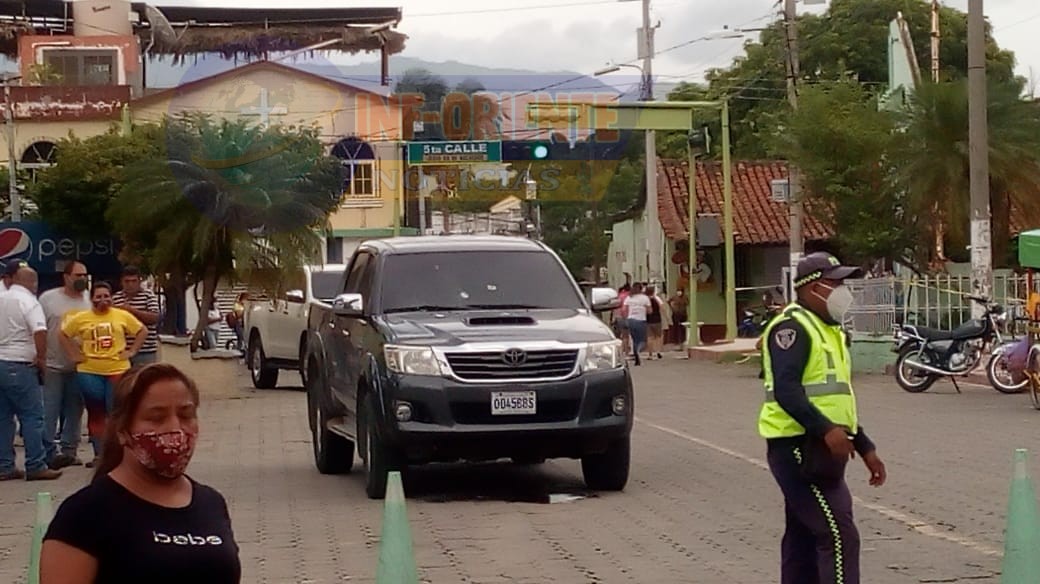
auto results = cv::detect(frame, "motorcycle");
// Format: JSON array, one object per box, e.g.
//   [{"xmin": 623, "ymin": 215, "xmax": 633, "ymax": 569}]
[
  {"xmin": 892, "ymin": 296, "xmax": 1009, "ymax": 393},
  {"xmin": 738, "ymin": 303, "xmax": 784, "ymax": 338}
]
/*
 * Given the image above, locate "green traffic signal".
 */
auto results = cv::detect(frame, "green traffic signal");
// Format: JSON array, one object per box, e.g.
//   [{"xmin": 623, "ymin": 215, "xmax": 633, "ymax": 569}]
[{"xmin": 532, "ymin": 144, "xmax": 549, "ymax": 159}]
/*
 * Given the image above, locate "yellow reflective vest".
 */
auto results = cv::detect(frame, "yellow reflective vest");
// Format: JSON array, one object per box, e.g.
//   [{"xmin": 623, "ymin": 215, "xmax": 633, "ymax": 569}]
[{"xmin": 758, "ymin": 304, "xmax": 858, "ymax": 439}]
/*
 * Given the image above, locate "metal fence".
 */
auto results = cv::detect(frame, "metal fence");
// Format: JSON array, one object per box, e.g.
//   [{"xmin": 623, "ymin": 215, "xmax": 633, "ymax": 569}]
[
  {"xmin": 844, "ymin": 273, "xmax": 1040, "ymax": 337},
  {"xmin": 845, "ymin": 277, "xmax": 901, "ymax": 336}
]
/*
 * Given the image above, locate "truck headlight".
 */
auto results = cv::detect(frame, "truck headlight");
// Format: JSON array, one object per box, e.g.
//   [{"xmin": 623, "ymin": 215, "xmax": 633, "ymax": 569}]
[
  {"xmin": 384, "ymin": 345, "xmax": 442, "ymax": 376},
  {"xmin": 584, "ymin": 340, "xmax": 624, "ymax": 370}
]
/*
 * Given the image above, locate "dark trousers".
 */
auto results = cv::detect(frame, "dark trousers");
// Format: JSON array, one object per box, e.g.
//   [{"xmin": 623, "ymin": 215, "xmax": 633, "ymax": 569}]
[{"xmin": 767, "ymin": 440, "xmax": 860, "ymax": 584}]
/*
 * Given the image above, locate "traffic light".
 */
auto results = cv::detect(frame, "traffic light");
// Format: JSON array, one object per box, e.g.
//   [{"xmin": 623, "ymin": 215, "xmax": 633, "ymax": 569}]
[{"xmin": 503, "ymin": 140, "xmax": 557, "ymax": 161}]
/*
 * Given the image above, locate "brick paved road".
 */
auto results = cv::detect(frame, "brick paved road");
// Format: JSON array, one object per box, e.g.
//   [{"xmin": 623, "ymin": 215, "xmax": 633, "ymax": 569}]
[{"xmin": 1, "ymin": 356, "xmax": 1034, "ymax": 583}]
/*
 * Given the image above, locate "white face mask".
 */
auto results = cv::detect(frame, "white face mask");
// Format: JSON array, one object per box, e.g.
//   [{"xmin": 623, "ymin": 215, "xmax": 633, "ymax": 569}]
[{"xmin": 813, "ymin": 282, "xmax": 854, "ymax": 322}]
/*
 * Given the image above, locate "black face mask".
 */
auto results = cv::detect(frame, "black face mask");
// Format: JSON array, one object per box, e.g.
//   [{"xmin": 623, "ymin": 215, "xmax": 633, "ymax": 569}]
[{"xmin": 72, "ymin": 279, "xmax": 88, "ymax": 292}]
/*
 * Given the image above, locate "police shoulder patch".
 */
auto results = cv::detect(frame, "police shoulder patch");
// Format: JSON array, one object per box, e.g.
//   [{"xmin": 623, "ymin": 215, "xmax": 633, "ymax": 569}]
[{"xmin": 774, "ymin": 328, "xmax": 797, "ymax": 350}]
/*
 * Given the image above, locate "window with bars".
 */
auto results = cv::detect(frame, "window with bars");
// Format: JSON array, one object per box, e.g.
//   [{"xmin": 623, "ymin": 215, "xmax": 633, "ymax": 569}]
[
  {"xmin": 342, "ymin": 161, "xmax": 376, "ymax": 198},
  {"xmin": 41, "ymin": 49, "xmax": 118, "ymax": 86},
  {"xmin": 332, "ymin": 137, "xmax": 378, "ymax": 201}
]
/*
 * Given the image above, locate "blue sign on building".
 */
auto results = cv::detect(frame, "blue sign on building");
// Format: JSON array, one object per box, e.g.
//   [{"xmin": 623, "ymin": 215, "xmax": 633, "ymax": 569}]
[{"xmin": 0, "ymin": 222, "xmax": 123, "ymax": 291}]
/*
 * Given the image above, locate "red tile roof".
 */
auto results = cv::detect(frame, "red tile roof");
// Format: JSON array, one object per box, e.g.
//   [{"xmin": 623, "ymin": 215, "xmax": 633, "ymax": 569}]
[{"xmin": 657, "ymin": 159, "xmax": 833, "ymax": 246}]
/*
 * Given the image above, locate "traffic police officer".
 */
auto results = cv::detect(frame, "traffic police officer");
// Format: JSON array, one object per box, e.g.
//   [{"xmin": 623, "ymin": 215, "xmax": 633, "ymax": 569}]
[{"xmin": 760, "ymin": 252, "xmax": 887, "ymax": 584}]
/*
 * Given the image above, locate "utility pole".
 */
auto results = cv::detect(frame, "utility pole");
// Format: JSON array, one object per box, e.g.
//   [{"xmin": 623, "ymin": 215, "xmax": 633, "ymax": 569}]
[
  {"xmin": 640, "ymin": 0, "xmax": 662, "ymax": 288},
  {"xmin": 783, "ymin": 0, "xmax": 803, "ymax": 299},
  {"xmin": 968, "ymin": 0, "xmax": 992, "ymax": 315},
  {"xmin": 930, "ymin": 0, "xmax": 941, "ymax": 83},
  {"xmin": 3, "ymin": 77, "xmax": 19, "ymax": 223}
]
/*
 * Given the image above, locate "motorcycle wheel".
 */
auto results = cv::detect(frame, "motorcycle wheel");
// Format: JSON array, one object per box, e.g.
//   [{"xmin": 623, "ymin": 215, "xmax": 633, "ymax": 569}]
[
  {"xmin": 1029, "ymin": 348, "xmax": 1040, "ymax": 411},
  {"xmin": 895, "ymin": 345, "xmax": 938, "ymax": 393},
  {"xmin": 986, "ymin": 351, "xmax": 1028, "ymax": 394}
]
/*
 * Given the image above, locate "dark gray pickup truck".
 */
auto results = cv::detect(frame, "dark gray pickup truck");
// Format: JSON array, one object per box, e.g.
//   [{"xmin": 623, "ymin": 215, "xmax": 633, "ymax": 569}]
[{"xmin": 304, "ymin": 235, "xmax": 632, "ymax": 499}]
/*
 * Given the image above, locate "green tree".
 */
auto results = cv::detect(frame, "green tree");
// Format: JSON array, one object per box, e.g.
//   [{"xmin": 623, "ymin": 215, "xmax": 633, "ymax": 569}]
[
  {"xmin": 894, "ymin": 79, "xmax": 1040, "ymax": 267},
  {"xmin": 777, "ymin": 81, "xmax": 920, "ymax": 269},
  {"xmin": 107, "ymin": 115, "xmax": 343, "ymax": 351},
  {"xmin": 30, "ymin": 126, "xmax": 163, "ymax": 238},
  {"xmin": 697, "ymin": 0, "xmax": 1018, "ymax": 157},
  {"xmin": 395, "ymin": 68, "xmax": 450, "ymax": 141}
]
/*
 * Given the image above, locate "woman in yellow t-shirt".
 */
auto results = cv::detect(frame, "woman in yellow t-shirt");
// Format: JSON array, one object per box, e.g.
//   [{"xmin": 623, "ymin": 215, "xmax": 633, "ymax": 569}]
[{"xmin": 61, "ymin": 281, "xmax": 147, "ymax": 466}]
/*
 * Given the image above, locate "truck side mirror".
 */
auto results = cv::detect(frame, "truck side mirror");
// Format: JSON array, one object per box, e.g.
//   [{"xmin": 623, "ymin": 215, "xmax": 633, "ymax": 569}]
[
  {"xmin": 333, "ymin": 293, "xmax": 364, "ymax": 316},
  {"xmin": 590, "ymin": 287, "xmax": 620, "ymax": 313}
]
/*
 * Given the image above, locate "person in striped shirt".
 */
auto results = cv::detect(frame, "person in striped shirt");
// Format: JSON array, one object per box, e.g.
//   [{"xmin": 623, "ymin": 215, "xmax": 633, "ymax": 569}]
[{"xmin": 112, "ymin": 266, "xmax": 161, "ymax": 368}]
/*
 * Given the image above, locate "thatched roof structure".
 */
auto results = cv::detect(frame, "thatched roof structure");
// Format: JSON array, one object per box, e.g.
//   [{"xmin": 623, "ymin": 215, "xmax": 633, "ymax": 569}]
[
  {"xmin": 0, "ymin": 1, "xmax": 406, "ymax": 60},
  {"xmin": 153, "ymin": 25, "xmax": 407, "ymax": 64}
]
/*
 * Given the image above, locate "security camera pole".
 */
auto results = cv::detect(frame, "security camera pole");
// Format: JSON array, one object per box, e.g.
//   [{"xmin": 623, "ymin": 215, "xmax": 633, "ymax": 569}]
[{"xmin": 967, "ymin": 0, "xmax": 993, "ymax": 315}]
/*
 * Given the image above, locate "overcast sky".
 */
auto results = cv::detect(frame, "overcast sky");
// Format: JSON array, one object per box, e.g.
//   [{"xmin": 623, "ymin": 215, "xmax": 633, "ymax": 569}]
[{"xmin": 158, "ymin": 0, "xmax": 1040, "ymax": 87}]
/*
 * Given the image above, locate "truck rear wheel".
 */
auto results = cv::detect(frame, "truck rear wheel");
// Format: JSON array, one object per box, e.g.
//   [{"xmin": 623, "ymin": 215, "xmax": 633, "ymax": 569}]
[
  {"xmin": 581, "ymin": 436, "xmax": 630, "ymax": 491},
  {"xmin": 248, "ymin": 335, "xmax": 279, "ymax": 389},
  {"xmin": 311, "ymin": 393, "xmax": 354, "ymax": 475}
]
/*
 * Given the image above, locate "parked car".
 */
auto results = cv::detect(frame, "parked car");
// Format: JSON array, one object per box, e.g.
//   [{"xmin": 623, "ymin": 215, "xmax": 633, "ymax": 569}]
[
  {"xmin": 304, "ymin": 236, "xmax": 632, "ymax": 498},
  {"xmin": 244, "ymin": 264, "xmax": 345, "ymax": 389}
]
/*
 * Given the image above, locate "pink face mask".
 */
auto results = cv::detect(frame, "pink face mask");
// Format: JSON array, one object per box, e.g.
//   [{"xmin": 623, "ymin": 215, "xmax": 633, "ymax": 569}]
[{"xmin": 127, "ymin": 429, "xmax": 197, "ymax": 479}]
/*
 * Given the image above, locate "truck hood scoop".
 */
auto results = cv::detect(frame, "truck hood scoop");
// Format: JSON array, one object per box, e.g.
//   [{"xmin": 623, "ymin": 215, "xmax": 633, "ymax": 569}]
[{"xmin": 466, "ymin": 315, "xmax": 536, "ymax": 326}]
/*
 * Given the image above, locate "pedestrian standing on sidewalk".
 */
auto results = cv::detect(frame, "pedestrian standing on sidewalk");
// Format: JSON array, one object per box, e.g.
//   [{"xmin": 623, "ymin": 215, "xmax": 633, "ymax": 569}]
[
  {"xmin": 759, "ymin": 252, "xmax": 887, "ymax": 584},
  {"xmin": 623, "ymin": 283, "xmax": 652, "ymax": 366},
  {"xmin": 60, "ymin": 282, "xmax": 147, "ymax": 468},
  {"xmin": 112, "ymin": 266, "xmax": 162, "ymax": 368},
  {"xmin": 38, "ymin": 261, "xmax": 91, "ymax": 470},
  {"xmin": 41, "ymin": 363, "xmax": 241, "ymax": 584},
  {"xmin": 0, "ymin": 265, "xmax": 62, "ymax": 481}
]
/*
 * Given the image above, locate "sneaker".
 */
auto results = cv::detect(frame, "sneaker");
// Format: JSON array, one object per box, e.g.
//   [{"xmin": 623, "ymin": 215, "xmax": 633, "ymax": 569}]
[
  {"xmin": 0, "ymin": 469, "xmax": 25, "ymax": 481},
  {"xmin": 26, "ymin": 468, "xmax": 62, "ymax": 481}
]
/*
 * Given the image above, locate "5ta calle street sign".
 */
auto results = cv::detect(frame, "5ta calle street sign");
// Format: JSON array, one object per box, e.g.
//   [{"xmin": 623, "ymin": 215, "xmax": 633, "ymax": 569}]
[{"xmin": 407, "ymin": 140, "xmax": 502, "ymax": 165}]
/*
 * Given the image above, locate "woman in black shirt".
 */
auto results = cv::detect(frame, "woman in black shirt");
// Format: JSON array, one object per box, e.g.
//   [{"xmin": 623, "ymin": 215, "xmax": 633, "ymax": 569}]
[{"xmin": 41, "ymin": 363, "xmax": 241, "ymax": 584}]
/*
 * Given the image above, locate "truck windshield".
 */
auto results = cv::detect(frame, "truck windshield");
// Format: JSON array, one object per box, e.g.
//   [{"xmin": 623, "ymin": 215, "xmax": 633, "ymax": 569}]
[
  {"xmin": 380, "ymin": 251, "xmax": 585, "ymax": 313},
  {"xmin": 311, "ymin": 272, "xmax": 342, "ymax": 301}
]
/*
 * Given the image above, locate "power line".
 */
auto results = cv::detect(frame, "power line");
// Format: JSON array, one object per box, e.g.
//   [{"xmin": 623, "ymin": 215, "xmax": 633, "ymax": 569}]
[{"xmin": 408, "ymin": 1, "xmax": 621, "ymax": 18}]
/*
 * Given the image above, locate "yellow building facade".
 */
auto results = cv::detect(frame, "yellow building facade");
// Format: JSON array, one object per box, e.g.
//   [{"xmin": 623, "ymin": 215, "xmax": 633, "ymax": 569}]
[{"xmin": 132, "ymin": 60, "xmax": 414, "ymax": 262}]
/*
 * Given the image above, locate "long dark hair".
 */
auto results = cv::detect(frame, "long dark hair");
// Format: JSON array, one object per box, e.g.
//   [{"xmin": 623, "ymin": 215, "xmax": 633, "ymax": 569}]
[{"xmin": 93, "ymin": 363, "xmax": 201, "ymax": 482}]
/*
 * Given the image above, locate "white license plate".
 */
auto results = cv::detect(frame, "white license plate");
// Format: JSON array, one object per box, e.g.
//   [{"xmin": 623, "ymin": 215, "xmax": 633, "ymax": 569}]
[{"xmin": 491, "ymin": 391, "xmax": 537, "ymax": 415}]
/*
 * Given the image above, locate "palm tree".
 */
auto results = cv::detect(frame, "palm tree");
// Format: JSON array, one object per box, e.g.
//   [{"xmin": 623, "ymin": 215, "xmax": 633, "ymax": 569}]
[
  {"xmin": 108, "ymin": 114, "xmax": 343, "ymax": 352},
  {"xmin": 895, "ymin": 80, "xmax": 1040, "ymax": 268}
]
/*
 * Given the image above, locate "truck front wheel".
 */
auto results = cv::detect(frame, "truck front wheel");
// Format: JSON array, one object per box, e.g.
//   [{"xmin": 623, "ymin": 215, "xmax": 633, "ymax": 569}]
[
  {"xmin": 581, "ymin": 436, "xmax": 631, "ymax": 492},
  {"xmin": 360, "ymin": 393, "xmax": 403, "ymax": 499}
]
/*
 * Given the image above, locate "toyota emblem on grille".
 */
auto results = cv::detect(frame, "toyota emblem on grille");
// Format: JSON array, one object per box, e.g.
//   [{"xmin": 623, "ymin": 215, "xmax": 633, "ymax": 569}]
[{"xmin": 501, "ymin": 348, "xmax": 527, "ymax": 367}]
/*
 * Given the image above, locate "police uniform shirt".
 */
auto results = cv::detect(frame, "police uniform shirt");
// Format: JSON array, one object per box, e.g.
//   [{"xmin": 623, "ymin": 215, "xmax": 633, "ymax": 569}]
[{"xmin": 767, "ymin": 310, "xmax": 876, "ymax": 454}]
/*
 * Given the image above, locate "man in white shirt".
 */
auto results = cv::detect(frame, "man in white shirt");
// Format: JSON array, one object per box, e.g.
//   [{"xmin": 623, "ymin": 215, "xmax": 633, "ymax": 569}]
[
  {"xmin": 39, "ymin": 261, "xmax": 90, "ymax": 469},
  {"xmin": 0, "ymin": 266, "xmax": 62, "ymax": 480},
  {"xmin": 0, "ymin": 258, "xmax": 27, "ymax": 293}
]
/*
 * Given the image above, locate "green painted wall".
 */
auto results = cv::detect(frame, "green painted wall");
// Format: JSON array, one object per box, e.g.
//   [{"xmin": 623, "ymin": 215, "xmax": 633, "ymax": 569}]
[{"xmin": 850, "ymin": 336, "xmax": 897, "ymax": 375}]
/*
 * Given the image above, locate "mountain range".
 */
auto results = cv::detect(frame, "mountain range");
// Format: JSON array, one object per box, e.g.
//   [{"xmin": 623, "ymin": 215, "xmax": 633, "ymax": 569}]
[{"xmin": 150, "ymin": 54, "xmax": 680, "ymax": 99}]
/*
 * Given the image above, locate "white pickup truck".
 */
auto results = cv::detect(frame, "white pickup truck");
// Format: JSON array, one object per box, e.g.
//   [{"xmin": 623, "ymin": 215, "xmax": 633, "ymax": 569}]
[{"xmin": 244, "ymin": 264, "xmax": 345, "ymax": 389}]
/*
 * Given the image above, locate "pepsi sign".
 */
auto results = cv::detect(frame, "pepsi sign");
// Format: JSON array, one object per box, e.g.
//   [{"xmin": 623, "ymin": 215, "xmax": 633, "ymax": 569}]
[{"xmin": 0, "ymin": 222, "xmax": 121, "ymax": 276}]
